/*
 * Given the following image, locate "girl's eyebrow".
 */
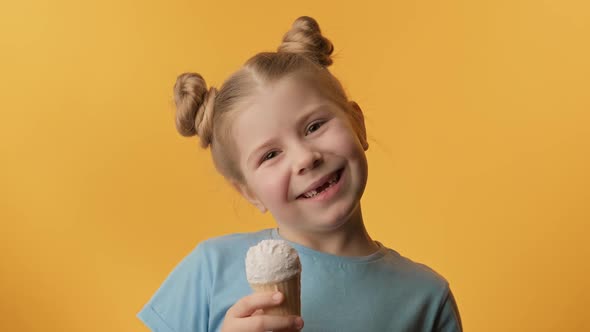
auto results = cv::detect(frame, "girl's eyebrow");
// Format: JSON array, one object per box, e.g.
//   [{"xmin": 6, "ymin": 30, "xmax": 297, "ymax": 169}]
[{"xmin": 245, "ymin": 104, "xmax": 333, "ymax": 167}]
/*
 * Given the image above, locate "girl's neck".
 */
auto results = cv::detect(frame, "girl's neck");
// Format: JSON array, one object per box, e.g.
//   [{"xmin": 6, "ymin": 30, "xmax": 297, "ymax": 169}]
[{"xmin": 277, "ymin": 203, "xmax": 380, "ymax": 257}]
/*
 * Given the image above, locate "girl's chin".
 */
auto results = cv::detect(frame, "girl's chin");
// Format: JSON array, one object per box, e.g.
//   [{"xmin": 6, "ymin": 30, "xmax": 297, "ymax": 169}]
[{"xmin": 275, "ymin": 194, "xmax": 362, "ymax": 232}]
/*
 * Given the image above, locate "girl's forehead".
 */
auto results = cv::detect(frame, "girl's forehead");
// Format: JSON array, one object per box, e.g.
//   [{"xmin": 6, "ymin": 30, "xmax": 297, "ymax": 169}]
[
  {"xmin": 255, "ymin": 77, "xmax": 324, "ymax": 108},
  {"xmin": 238, "ymin": 78, "xmax": 335, "ymax": 125}
]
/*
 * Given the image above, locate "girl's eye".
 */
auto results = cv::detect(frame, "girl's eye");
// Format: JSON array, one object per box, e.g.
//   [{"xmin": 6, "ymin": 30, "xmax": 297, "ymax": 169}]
[
  {"xmin": 261, "ymin": 151, "xmax": 279, "ymax": 163},
  {"xmin": 306, "ymin": 121, "xmax": 325, "ymax": 135}
]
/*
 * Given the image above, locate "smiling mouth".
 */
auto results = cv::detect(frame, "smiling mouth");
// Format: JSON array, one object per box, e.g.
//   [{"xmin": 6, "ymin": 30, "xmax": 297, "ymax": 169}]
[{"xmin": 296, "ymin": 168, "xmax": 344, "ymax": 199}]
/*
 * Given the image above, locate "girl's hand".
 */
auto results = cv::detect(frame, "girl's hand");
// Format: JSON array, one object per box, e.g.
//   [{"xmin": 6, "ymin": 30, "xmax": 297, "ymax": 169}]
[{"xmin": 221, "ymin": 291, "xmax": 304, "ymax": 332}]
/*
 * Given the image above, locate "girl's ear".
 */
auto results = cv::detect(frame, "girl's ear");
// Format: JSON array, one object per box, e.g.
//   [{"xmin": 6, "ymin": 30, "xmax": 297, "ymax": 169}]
[
  {"xmin": 349, "ymin": 101, "xmax": 369, "ymax": 151},
  {"xmin": 230, "ymin": 180, "xmax": 268, "ymax": 213}
]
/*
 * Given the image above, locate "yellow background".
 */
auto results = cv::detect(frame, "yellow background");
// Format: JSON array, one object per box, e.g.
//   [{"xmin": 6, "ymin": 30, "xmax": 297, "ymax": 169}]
[{"xmin": 1, "ymin": 0, "xmax": 589, "ymax": 331}]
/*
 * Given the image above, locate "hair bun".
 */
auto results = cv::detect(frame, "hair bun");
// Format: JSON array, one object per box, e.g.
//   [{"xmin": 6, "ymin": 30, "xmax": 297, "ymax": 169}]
[
  {"xmin": 173, "ymin": 72, "xmax": 216, "ymax": 148},
  {"xmin": 278, "ymin": 16, "xmax": 334, "ymax": 67}
]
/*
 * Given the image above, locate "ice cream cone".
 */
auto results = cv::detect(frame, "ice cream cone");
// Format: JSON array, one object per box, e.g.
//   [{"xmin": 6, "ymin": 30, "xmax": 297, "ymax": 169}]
[
  {"xmin": 245, "ymin": 240, "xmax": 302, "ymax": 316},
  {"xmin": 249, "ymin": 274, "xmax": 301, "ymax": 316}
]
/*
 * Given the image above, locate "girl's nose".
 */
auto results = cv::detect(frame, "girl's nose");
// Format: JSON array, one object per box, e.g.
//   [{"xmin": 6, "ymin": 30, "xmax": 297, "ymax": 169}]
[{"xmin": 294, "ymin": 148, "xmax": 323, "ymax": 175}]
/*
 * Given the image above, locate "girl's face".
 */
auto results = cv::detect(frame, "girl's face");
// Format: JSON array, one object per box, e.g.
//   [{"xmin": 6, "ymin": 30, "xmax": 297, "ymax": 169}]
[{"xmin": 232, "ymin": 76, "xmax": 368, "ymax": 237}]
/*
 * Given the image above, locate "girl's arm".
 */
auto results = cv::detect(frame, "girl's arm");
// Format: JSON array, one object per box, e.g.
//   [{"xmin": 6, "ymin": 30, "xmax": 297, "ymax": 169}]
[
  {"xmin": 433, "ymin": 287, "xmax": 463, "ymax": 332},
  {"xmin": 137, "ymin": 244, "xmax": 212, "ymax": 331}
]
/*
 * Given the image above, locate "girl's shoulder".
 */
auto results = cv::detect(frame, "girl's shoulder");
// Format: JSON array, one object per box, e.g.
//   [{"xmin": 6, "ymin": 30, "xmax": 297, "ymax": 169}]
[
  {"xmin": 184, "ymin": 228, "xmax": 274, "ymax": 263},
  {"xmin": 161, "ymin": 229, "xmax": 273, "ymax": 286},
  {"xmin": 379, "ymin": 245, "xmax": 451, "ymax": 291}
]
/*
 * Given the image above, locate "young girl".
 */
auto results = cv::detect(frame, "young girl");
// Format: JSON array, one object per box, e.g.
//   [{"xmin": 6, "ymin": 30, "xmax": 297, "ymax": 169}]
[{"xmin": 138, "ymin": 16, "xmax": 462, "ymax": 332}]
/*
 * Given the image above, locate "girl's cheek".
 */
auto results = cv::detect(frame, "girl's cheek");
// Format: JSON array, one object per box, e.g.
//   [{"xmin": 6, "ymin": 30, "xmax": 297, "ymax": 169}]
[
  {"xmin": 257, "ymin": 169, "xmax": 289, "ymax": 197},
  {"xmin": 329, "ymin": 130, "xmax": 357, "ymax": 153}
]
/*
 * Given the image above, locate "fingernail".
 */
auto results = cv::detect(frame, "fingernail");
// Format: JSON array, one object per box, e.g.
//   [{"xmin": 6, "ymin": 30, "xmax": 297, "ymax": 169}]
[
  {"xmin": 293, "ymin": 317, "xmax": 304, "ymax": 329},
  {"xmin": 272, "ymin": 292, "xmax": 282, "ymax": 302}
]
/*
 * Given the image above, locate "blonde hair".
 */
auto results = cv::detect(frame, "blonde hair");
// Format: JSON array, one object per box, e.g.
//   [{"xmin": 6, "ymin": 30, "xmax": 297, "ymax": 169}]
[{"xmin": 173, "ymin": 16, "xmax": 362, "ymax": 183}]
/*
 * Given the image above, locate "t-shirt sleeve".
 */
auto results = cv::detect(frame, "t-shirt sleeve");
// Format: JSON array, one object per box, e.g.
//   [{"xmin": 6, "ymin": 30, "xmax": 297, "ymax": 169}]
[
  {"xmin": 433, "ymin": 286, "xmax": 463, "ymax": 332},
  {"xmin": 137, "ymin": 243, "xmax": 212, "ymax": 332}
]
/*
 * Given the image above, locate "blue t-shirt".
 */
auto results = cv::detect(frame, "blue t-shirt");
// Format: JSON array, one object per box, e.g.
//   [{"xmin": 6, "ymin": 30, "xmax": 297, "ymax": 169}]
[{"xmin": 138, "ymin": 228, "xmax": 462, "ymax": 331}]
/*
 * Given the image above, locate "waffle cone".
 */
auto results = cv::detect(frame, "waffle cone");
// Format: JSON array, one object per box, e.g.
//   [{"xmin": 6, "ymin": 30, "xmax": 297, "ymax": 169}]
[{"xmin": 249, "ymin": 274, "xmax": 301, "ymax": 316}]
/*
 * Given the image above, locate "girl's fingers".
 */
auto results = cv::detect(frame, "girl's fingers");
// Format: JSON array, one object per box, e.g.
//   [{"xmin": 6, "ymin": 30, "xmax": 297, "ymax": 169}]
[
  {"xmin": 224, "ymin": 292, "xmax": 304, "ymax": 331},
  {"xmin": 241, "ymin": 315, "xmax": 304, "ymax": 332},
  {"xmin": 251, "ymin": 309, "xmax": 264, "ymax": 316},
  {"xmin": 227, "ymin": 291, "xmax": 284, "ymax": 318}
]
